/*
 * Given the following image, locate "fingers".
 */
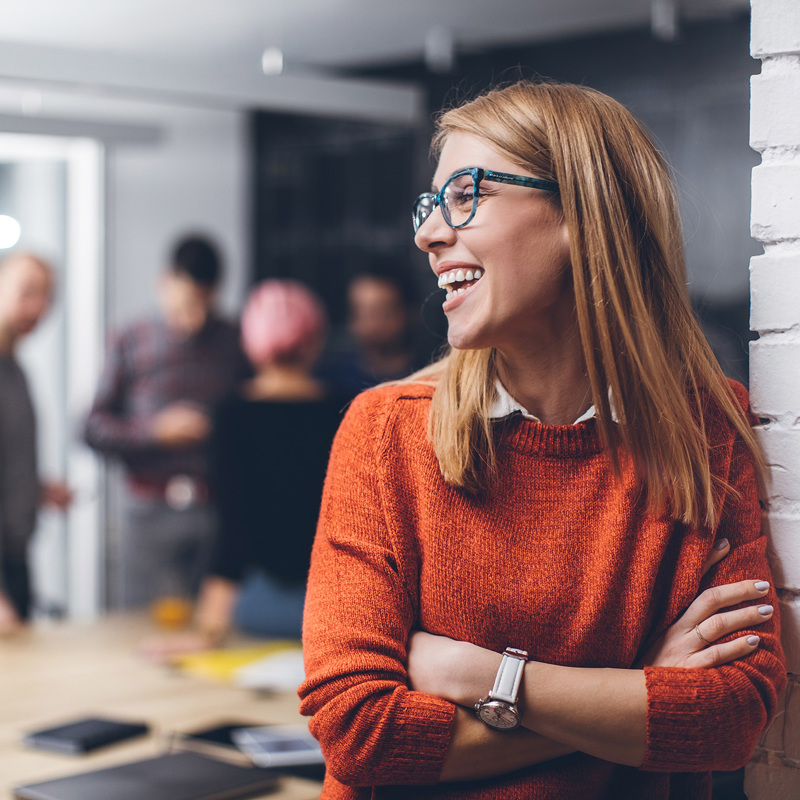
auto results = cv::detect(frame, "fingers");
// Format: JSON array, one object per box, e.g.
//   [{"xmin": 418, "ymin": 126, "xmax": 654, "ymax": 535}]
[
  {"xmin": 695, "ymin": 602, "xmax": 774, "ymax": 645},
  {"xmin": 700, "ymin": 537, "xmax": 729, "ymax": 575},
  {"xmin": 680, "ymin": 580, "xmax": 770, "ymax": 630},
  {"xmin": 686, "ymin": 634, "xmax": 762, "ymax": 669}
]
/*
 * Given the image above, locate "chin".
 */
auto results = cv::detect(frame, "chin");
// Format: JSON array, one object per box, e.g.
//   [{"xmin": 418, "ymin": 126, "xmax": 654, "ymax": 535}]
[{"xmin": 447, "ymin": 332, "xmax": 486, "ymax": 352}]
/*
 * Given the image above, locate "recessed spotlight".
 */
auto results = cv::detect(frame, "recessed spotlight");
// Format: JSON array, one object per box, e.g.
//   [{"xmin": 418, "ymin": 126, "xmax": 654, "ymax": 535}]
[{"xmin": 0, "ymin": 215, "xmax": 21, "ymax": 249}]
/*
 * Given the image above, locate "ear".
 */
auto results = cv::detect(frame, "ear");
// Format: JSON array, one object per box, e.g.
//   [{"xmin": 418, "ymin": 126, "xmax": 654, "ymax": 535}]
[{"xmin": 559, "ymin": 217, "xmax": 570, "ymax": 247}]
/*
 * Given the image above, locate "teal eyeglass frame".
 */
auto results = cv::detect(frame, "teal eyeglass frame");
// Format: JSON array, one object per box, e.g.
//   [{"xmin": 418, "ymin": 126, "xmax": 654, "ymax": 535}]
[{"xmin": 412, "ymin": 166, "xmax": 559, "ymax": 233}]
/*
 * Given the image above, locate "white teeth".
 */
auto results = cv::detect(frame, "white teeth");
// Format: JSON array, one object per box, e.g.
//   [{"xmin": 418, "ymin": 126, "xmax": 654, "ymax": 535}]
[{"xmin": 439, "ymin": 267, "xmax": 484, "ymax": 299}]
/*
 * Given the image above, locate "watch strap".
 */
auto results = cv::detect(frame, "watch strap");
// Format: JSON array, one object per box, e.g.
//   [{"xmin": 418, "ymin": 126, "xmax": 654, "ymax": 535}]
[{"xmin": 490, "ymin": 647, "xmax": 528, "ymax": 703}]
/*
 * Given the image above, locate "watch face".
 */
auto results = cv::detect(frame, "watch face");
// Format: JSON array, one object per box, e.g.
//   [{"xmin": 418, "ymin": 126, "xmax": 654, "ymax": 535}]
[{"xmin": 476, "ymin": 702, "xmax": 520, "ymax": 730}]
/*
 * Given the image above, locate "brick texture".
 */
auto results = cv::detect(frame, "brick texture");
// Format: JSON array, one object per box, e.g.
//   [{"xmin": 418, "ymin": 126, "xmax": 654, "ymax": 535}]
[
  {"xmin": 778, "ymin": 596, "xmax": 800, "ymax": 676},
  {"xmin": 765, "ymin": 514, "xmax": 800, "ymax": 591},
  {"xmin": 755, "ymin": 429, "xmax": 800, "ymax": 503},
  {"xmin": 751, "ymin": 0, "xmax": 800, "ymax": 58},
  {"xmin": 751, "ymin": 60, "xmax": 800, "ymax": 149},
  {"xmin": 749, "ymin": 342, "xmax": 800, "ymax": 421},
  {"xmin": 750, "ymin": 253, "xmax": 800, "ymax": 331},
  {"xmin": 745, "ymin": 762, "xmax": 800, "ymax": 800},
  {"xmin": 748, "ymin": 2, "xmax": 800, "ymax": 796},
  {"xmin": 751, "ymin": 164, "xmax": 800, "ymax": 243}
]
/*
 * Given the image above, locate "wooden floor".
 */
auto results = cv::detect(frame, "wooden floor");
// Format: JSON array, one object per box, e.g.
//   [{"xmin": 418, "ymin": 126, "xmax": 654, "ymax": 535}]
[{"xmin": 0, "ymin": 614, "xmax": 321, "ymax": 799}]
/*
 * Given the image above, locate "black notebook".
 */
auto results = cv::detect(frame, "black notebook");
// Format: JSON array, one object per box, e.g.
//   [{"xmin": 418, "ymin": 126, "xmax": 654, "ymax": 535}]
[
  {"xmin": 13, "ymin": 751, "xmax": 278, "ymax": 800},
  {"xmin": 23, "ymin": 716, "xmax": 150, "ymax": 755}
]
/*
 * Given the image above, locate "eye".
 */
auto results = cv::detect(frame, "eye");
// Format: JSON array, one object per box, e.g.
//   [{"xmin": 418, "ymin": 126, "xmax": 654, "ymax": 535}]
[{"xmin": 444, "ymin": 176, "xmax": 475, "ymax": 209}]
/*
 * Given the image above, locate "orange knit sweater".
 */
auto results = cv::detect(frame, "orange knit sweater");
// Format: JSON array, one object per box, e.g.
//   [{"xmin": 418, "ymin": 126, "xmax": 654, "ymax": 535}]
[{"xmin": 299, "ymin": 381, "xmax": 785, "ymax": 799}]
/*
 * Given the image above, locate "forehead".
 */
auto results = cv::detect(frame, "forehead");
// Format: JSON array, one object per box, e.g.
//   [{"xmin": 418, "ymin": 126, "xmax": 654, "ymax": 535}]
[{"xmin": 433, "ymin": 132, "xmax": 524, "ymax": 189}]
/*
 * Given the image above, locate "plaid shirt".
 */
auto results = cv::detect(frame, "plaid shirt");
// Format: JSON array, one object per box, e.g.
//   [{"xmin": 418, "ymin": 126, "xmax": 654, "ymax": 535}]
[{"xmin": 84, "ymin": 314, "xmax": 251, "ymax": 484}]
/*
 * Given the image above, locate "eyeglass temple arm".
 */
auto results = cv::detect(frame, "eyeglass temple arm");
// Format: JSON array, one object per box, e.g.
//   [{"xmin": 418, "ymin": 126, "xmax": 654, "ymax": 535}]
[{"xmin": 482, "ymin": 170, "xmax": 558, "ymax": 193}]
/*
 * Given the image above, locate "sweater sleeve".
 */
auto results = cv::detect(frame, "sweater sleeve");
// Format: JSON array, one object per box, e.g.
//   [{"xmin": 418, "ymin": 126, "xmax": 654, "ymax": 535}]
[
  {"xmin": 641, "ymin": 428, "xmax": 787, "ymax": 772},
  {"xmin": 298, "ymin": 391, "xmax": 455, "ymax": 787}
]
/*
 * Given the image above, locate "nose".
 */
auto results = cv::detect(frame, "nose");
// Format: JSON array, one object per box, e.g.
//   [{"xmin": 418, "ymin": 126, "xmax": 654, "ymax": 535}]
[{"xmin": 414, "ymin": 205, "xmax": 457, "ymax": 254}]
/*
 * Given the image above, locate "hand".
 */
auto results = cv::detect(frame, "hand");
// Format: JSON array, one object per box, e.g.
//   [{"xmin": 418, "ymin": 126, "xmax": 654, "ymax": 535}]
[
  {"xmin": 641, "ymin": 579, "xmax": 772, "ymax": 668},
  {"xmin": 640, "ymin": 537, "xmax": 773, "ymax": 668},
  {"xmin": 151, "ymin": 403, "xmax": 210, "ymax": 448},
  {"xmin": 138, "ymin": 630, "xmax": 217, "ymax": 664},
  {"xmin": 40, "ymin": 480, "xmax": 74, "ymax": 510}
]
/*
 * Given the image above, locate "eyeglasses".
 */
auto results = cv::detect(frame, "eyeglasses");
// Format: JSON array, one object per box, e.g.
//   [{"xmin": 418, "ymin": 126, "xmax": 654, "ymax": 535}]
[{"xmin": 412, "ymin": 167, "xmax": 558, "ymax": 233}]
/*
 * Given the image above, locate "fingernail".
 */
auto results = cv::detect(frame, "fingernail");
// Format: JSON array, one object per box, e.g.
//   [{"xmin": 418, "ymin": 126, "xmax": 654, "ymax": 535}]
[
  {"xmin": 754, "ymin": 581, "xmax": 770, "ymax": 592},
  {"xmin": 713, "ymin": 538, "xmax": 729, "ymax": 550},
  {"xmin": 758, "ymin": 605, "xmax": 774, "ymax": 615},
  {"xmin": 747, "ymin": 636, "xmax": 760, "ymax": 646}
]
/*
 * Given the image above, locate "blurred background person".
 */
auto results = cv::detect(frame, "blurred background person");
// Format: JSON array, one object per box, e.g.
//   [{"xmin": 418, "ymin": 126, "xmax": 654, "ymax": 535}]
[
  {"xmin": 317, "ymin": 265, "xmax": 434, "ymax": 398},
  {"xmin": 0, "ymin": 252, "xmax": 72, "ymax": 634},
  {"xmin": 83, "ymin": 234, "xmax": 251, "ymax": 613},
  {"xmin": 142, "ymin": 279, "xmax": 344, "ymax": 660}
]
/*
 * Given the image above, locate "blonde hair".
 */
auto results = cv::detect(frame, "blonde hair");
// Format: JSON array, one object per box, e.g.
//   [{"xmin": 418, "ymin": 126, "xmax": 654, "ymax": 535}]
[{"xmin": 417, "ymin": 80, "xmax": 765, "ymax": 530}]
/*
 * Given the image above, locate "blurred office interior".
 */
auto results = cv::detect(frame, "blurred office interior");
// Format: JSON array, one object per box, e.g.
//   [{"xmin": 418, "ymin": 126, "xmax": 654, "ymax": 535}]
[{"xmin": 0, "ymin": 0, "xmax": 757, "ymax": 620}]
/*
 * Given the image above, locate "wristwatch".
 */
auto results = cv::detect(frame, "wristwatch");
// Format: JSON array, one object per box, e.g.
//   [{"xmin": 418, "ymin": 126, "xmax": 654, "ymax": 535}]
[{"xmin": 474, "ymin": 647, "xmax": 528, "ymax": 730}]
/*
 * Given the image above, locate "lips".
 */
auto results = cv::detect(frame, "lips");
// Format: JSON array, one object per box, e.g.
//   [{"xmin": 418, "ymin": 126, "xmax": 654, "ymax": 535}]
[{"xmin": 437, "ymin": 268, "xmax": 484, "ymax": 302}]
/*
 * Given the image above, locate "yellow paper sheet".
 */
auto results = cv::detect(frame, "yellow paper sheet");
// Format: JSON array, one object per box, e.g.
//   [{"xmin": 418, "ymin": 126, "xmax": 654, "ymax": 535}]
[{"xmin": 173, "ymin": 641, "xmax": 301, "ymax": 683}]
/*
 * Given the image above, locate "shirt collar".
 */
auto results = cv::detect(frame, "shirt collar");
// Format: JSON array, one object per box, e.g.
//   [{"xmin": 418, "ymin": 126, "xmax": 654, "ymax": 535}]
[{"xmin": 489, "ymin": 379, "xmax": 617, "ymax": 425}]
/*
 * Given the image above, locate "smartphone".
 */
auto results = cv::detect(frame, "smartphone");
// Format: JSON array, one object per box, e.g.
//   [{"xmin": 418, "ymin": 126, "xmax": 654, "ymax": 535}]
[
  {"xmin": 23, "ymin": 716, "xmax": 149, "ymax": 755},
  {"xmin": 231, "ymin": 725, "xmax": 324, "ymax": 768},
  {"xmin": 167, "ymin": 721, "xmax": 262, "ymax": 767}
]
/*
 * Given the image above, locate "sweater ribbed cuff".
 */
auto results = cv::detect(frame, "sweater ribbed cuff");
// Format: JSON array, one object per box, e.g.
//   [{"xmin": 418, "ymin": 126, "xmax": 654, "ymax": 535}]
[{"xmin": 379, "ymin": 694, "xmax": 456, "ymax": 784}]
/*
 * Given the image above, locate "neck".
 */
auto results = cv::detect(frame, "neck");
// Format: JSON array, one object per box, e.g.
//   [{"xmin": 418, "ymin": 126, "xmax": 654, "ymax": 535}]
[
  {"xmin": 0, "ymin": 325, "xmax": 17, "ymax": 356},
  {"xmin": 495, "ymin": 333, "xmax": 591, "ymax": 426}
]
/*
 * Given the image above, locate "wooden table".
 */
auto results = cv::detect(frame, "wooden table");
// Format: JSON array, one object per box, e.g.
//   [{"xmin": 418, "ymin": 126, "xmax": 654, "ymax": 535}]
[{"xmin": 0, "ymin": 615, "xmax": 321, "ymax": 798}]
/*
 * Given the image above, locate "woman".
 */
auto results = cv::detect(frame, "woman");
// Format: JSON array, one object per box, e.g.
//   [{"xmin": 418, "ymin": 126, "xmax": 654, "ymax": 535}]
[
  {"xmin": 298, "ymin": 81, "xmax": 785, "ymax": 798},
  {"xmin": 142, "ymin": 279, "xmax": 345, "ymax": 657}
]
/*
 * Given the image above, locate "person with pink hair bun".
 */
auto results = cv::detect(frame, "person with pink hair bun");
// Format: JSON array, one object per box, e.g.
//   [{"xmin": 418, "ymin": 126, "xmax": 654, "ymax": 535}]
[
  {"xmin": 241, "ymin": 279, "xmax": 327, "ymax": 372},
  {"xmin": 142, "ymin": 280, "xmax": 346, "ymax": 660}
]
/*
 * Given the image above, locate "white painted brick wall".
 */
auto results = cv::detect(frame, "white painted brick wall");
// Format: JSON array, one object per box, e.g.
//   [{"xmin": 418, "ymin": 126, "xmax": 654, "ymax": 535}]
[
  {"xmin": 748, "ymin": 1, "xmax": 800, "ymax": 796},
  {"xmin": 751, "ymin": 60, "xmax": 800, "ymax": 150},
  {"xmin": 778, "ymin": 597, "xmax": 800, "ymax": 675},
  {"xmin": 766, "ymin": 515, "xmax": 800, "ymax": 591},
  {"xmin": 756, "ymin": 428, "xmax": 800, "ymax": 503},
  {"xmin": 751, "ymin": 0, "xmax": 800, "ymax": 58},
  {"xmin": 750, "ymin": 254, "xmax": 800, "ymax": 330},
  {"xmin": 750, "ymin": 341, "xmax": 800, "ymax": 420},
  {"xmin": 751, "ymin": 165, "xmax": 800, "ymax": 243}
]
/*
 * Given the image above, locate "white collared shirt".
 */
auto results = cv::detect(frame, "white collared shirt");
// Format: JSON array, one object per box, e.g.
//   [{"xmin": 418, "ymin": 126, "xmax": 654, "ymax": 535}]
[{"xmin": 489, "ymin": 380, "xmax": 617, "ymax": 424}]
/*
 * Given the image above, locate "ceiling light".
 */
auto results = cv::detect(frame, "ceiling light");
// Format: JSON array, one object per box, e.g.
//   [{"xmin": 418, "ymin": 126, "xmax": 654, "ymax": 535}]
[
  {"xmin": 0, "ymin": 215, "xmax": 21, "ymax": 249},
  {"xmin": 261, "ymin": 48, "xmax": 284, "ymax": 76}
]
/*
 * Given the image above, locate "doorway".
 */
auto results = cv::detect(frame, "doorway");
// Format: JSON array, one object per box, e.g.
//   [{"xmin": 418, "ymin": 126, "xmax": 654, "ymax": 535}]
[{"xmin": 0, "ymin": 132, "xmax": 105, "ymax": 619}]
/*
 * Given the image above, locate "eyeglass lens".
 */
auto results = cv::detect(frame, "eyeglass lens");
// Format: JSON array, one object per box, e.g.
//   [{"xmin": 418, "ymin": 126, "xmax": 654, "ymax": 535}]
[
  {"xmin": 413, "ymin": 171, "xmax": 477, "ymax": 232},
  {"xmin": 440, "ymin": 172, "xmax": 477, "ymax": 228}
]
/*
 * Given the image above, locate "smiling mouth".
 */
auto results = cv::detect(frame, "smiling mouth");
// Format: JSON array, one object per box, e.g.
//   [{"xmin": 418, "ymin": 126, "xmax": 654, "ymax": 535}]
[{"xmin": 437, "ymin": 268, "xmax": 484, "ymax": 301}]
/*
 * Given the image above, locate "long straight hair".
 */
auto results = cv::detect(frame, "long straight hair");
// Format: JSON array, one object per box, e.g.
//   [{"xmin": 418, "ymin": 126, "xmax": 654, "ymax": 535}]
[{"xmin": 418, "ymin": 80, "xmax": 765, "ymax": 530}]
